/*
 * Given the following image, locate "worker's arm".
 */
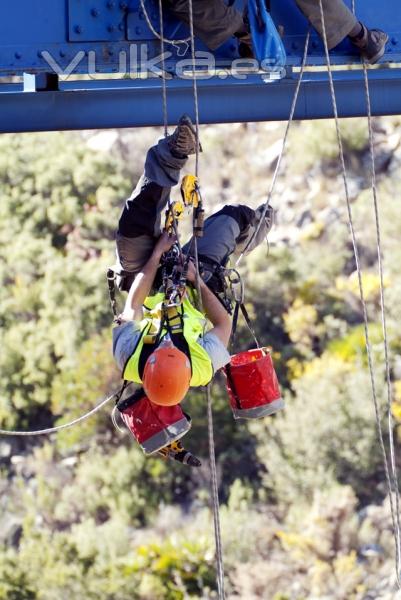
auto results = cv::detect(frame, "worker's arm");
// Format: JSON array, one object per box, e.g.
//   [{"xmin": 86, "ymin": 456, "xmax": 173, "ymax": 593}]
[
  {"xmin": 120, "ymin": 232, "xmax": 176, "ymax": 322},
  {"xmin": 187, "ymin": 261, "xmax": 232, "ymax": 347}
]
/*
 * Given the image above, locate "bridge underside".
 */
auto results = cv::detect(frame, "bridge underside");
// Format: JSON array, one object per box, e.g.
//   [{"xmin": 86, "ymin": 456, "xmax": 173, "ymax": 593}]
[{"xmin": 0, "ymin": 0, "xmax": 400, "ymax": 132}]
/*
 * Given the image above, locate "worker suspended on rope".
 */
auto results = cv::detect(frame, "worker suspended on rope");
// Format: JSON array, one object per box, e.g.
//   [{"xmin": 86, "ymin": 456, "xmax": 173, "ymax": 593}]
[
  {"xmin": 110, "ymin": 116, "xmax": 274, "ymax": 467},
  {"xmin": 163, "ymin": 0, "xmax": 387, "ymax": 64}
]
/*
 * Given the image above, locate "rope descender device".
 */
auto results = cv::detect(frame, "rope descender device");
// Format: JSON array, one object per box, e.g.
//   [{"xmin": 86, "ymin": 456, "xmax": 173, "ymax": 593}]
[{"xmin": 181, "ymin": 174, "xmax": 205, "ymax": 238}]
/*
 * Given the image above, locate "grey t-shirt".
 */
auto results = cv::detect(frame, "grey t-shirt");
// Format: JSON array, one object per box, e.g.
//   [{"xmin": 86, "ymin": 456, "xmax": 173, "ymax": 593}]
[{"xmin": 112, "ymin": 321, "xmax": 230, "ymax": 375}]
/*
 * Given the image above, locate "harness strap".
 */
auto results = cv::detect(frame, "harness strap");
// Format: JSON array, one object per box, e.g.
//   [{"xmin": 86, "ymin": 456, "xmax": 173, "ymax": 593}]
[
  {"xmin": 230, "ymin": 301, "xmax": 261, "ymax": 350},
  {"xmin": 224, "ymin": 363, "xmax": 241, "ymax": 409},
  {"xmin": 106, "ymin": 268, "xmax": 118, "ymax": 318},
  {"xmin": 116, "ymin": 385, "xmax": 144, "ymax": 412}
]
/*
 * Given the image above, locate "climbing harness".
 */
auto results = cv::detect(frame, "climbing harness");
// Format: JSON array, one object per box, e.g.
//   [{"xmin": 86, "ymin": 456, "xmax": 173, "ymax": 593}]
[{"xmin": 317, "ymin": 0, "xmax": 401, "ymax": 587}]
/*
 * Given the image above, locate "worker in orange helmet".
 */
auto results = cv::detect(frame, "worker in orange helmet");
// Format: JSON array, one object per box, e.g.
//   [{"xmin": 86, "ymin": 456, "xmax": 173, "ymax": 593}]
[{"xmin": 112, "ymin": 116, "xmax": 273, "ymax": 467}]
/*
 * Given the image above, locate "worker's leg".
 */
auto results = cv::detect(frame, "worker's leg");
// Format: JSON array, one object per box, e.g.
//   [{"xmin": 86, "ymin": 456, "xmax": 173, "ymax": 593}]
[
  {"xmin": 163, "ymin": 0, "xmax": 244, "ymax": 50},
  {"xmin": 115, "ymin": 137, "xmax": 188, "ymax": 290},
  {"xmin": 295, "ymin": 0, "xmax": 357, "ymax": 49},
  {"xmin": 190, "ymin": 204, "xmax": 273, "ymax": 268}
]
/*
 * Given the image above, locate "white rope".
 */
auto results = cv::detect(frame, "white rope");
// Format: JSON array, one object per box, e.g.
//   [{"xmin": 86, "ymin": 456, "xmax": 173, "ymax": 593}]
[
  {"xmin": 187, "ymin": 0, "xmax": 200, "ymax": 177},
  {"xmin": 318, "ymin": 0, "xmax": 401, "ymax": 587},
  {"xmin": 185, "ymin": 0, "xmax": 225, "ymax": 594},
  {"xmin": 158, "ymin": 0, "xmax": 169, "ymax": 136},
  {"xmin": 139, "ymin": 0, "xmax": 190, "ymax": 50},
  {"xmin": 0, "ymin": 389, "xmax": 122, "ymax": 437},
  {"xmin": 363, "ymin": 62, "xmax": 401, "ymax": 586},
  {"xmin": 235, "ymin": 29, "xmax": 311, "ymax": 267},
  {"xmin": 206, "ymin": 384, "xmax": 225, "ymax": 598}
]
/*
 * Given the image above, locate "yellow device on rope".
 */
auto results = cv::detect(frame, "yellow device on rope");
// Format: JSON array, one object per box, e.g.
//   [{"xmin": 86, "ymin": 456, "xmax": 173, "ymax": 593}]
[
  {"xmin": 181, "ymin": 174, "xmax": 204, "ymax": 238},
  {"xmin": 164, "ymin": 199, "xmax": 185, "ymax": 234},
  {"xmin": 181, "ymin": 174, "xmax": 200, "ymax": 208},
  {"xmin": 164, "ymin": 174, "xmax": 201, "ymax": 234}
]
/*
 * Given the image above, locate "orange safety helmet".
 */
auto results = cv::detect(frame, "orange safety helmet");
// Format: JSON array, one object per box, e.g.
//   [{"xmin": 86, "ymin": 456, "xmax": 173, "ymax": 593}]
[{"xmin": 143, "ymin": 338, "xmax": 191, "ymax": 406}]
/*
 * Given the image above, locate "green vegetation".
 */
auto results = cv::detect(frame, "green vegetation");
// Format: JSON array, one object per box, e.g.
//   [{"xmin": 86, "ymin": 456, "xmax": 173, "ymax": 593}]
[{"xmin": 1, "ymin": 119, "xmax": 401, "ymax": 598}]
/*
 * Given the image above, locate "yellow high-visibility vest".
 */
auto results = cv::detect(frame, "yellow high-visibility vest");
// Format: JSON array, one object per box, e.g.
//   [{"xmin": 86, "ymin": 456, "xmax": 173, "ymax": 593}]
[{"xmin": 123, "ymin": 292, "xmax": 213, "ymax": 387}]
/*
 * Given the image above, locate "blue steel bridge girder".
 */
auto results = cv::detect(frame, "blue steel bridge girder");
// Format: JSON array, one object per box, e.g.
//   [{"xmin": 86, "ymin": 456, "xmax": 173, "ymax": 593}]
[{"xmin": 0, "ymin": 69, "xmax": 400, "ymax": 134}]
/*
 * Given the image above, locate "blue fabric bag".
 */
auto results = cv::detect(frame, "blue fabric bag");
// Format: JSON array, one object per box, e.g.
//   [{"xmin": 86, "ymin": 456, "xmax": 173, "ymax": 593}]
[{"xmin": 248, "ymin": 0, "xmax": 287, "ymax": 68}]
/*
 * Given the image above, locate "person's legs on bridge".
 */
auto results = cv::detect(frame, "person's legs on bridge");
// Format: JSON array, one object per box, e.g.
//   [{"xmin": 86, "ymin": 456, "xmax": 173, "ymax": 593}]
[{"xmin": 295, "ymin": 0, "xmax": 388, "ymax": 63}]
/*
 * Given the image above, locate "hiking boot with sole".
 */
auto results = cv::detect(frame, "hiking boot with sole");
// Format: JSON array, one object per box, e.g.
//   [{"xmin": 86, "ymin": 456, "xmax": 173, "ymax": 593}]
[
  {"xmin": 350, "ymin": 25, "xmax": 388, "ymax": 65},
  {"xmin": 168, "ymin": 115, "xmax": 201, "ymax": 158},
  {"xmin": 235, "ymin": 204, "xmax": 274, "ymax": 255},
  {"xmin": 157, "ymin": 440, "xmax": 202, "ymax": 467}
]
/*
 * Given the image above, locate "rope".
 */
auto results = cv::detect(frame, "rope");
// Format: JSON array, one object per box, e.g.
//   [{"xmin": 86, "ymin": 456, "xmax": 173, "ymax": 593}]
[
  {"xmin": 158, "ymin": 0, "xmax": 168, "ymax": 137},
  {"xmin": 186, "ymin": 0, "xmax": 225, "ymax": 594},
  {"xmin": 235, "ymin": 29, "xmax": 310, "ymax": 267},
  {"xmin": 318, "ymin": 0, "xmax": 401, "ymax": 587},
  {"xmin": 363, "ymin": 62, "xmax": 401, "ymax": 585},
  {"xmin": 0, "ymin": 387, "xmax": 125, "ymax": 437},
  {"xmin": 206, "ymin": 384, "xmax": 225, "ymax": 598},
  {"xmin": 139, "ymin": 0, "xmax": 190, "ymax": 49},
  {"xmin": 187, "ymin": 0, "xmax": 201, "ymax": 178}
]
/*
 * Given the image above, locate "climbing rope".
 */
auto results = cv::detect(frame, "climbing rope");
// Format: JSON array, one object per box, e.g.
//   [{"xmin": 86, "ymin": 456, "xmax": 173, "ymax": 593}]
[
  {"xmin": 0, "ymin": 385, "xmax": 127, "ymax": 437},
  {"xmin": 186, "ymin": 0, "xmax": 225, "ymax": 595},
  {"xmin": 363, "ymin": 62, "xmax": 401, "ymax": 585},
  {"xmin": 235, "ymin": 28, "xmax": 311, "ymax": 266},
  {"xmin": 158, "ymin": 0, "xmax": 168, "ymax": 137},
  {"xmin": 318, "ymin": 0, "xmax": 401, "ymax": 587}
]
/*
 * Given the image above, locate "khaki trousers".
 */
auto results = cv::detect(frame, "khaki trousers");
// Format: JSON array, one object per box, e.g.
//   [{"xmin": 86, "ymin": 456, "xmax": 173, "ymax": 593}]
[
  {"xmin": 295, "ymin": 0, "xmax": 357, "ymax": 49},
  {"xmin": 165, "ymin": 0, "xmax": 357, "ymax": 51}
]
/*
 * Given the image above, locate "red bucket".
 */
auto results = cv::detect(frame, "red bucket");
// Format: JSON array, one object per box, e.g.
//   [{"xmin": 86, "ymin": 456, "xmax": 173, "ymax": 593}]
[
  {"xmin": 224, "ymin": 347, "xmax": 284, "ymax": 419},
  {"xmin": 119, "ymin": 392, "xmax": 191, "ymax": 455}
]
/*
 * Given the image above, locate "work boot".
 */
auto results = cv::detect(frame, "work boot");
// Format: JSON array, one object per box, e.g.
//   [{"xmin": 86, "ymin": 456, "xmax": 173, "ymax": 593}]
[
  {"xmin": 236, "ymin": 203, "xmax": 274, "ymax": 255},
  {"xmin": 349, "ymin": 24, "xmax": 388, "ymax": 65},
  {"xmin": 168, "ymin": 114, "xmax": 201, "ymax": 158},
  {"xmin": 157, "ymin": 439, "xmax": 202, "ymax": 467}
]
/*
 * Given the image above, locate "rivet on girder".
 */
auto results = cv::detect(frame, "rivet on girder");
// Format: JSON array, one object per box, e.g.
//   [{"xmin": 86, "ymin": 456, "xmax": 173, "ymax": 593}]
[
  {"xmin": 391, "ymin": 37, "xmax": 398, "ymax": 45},
  {"xmin": 135, "ymin": 26, "xmax": 142, "ymax": 35},
  {"xmin": 107, "ymin": 1, "xmax": 116, "ymax": 8},
  {"xmin": 59, "ymin": 50, "xmax": 66, "ymax": 57},
  {"xmin": 291, "ymin": 42, "xmax": 298, "ymax": 50},
  {"xmin": 119, "ymin": 23, "xmax": 125, "ymax": 31},
  {"xmin": 15, "ymin": 52, "xmax": 22, "ymax": 59},
  {"xmin": 120, "ymin": 1, "xmax": 128, "ymax": 9},
  {"xmin": 107, "ymin": 24, "xmax": 116, "ymax": 32},
  {"xmin": 312, "ymin": 40, "xmax": 318, "ymax": 49},
  {"xmin": 91, "ymin": 8, "xmax": 99, "ymax": 17},
  {"xmin": 74, "ymin": 25, "xmax": 83, "ymax": 34}
]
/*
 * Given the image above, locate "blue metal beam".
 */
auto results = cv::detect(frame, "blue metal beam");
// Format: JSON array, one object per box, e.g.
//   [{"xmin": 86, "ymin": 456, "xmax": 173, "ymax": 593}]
[{"xmin": 0, "ymin": 69, "xmax": 400, "ymax": 133}]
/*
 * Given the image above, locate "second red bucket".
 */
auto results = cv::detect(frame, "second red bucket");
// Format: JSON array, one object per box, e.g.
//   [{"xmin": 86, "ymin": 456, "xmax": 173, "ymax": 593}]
[{"xmin": 224, "ymin": 347, "xmax": 284, "ymax": 419}]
